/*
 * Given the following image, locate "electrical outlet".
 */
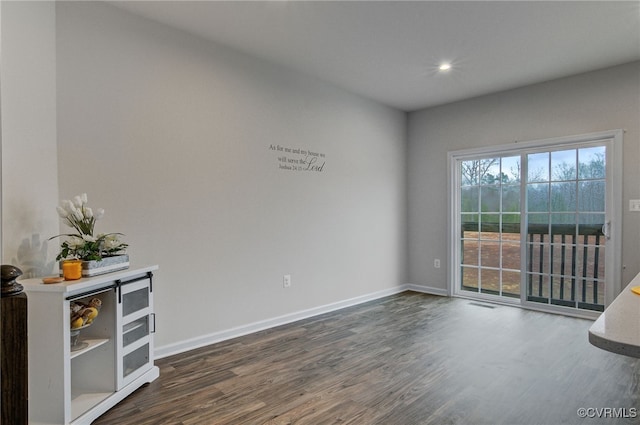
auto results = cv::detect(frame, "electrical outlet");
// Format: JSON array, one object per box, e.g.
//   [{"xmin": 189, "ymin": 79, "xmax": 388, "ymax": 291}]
[
  {"xmin": 630, "ymin": 199, "xmax": 640, "ymax": 212},
  {"xmin": 434, "ymin": 259, "xmax": 441, "ymax": 269},
  {"xmin": 283, "ymin": 274, "xmax": 291, "ymax": 288}
]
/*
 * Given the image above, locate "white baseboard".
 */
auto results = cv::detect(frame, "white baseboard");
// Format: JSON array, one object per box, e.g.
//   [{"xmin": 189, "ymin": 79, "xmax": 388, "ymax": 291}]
[
  {"xmin": 155, "ymin": 285, "xmax": 413, "ymax": 359},
  {"xmin": 405, "ymin": 283, "xmax": 448, "ymax": 296}
]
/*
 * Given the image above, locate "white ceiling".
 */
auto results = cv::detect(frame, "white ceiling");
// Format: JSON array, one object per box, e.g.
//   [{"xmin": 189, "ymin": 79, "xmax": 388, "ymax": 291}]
[{"xmin": 110, "ymin": 1, "xmax": 640, "ymax": 112}]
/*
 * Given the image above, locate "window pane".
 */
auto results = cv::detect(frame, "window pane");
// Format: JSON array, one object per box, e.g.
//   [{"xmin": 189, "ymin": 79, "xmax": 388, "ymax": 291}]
[
  {"xmin": 461, "ymin": 214, "xmax": 479, "ymax": 238},
  {"xmin": 578, "ymin": 213, "xmax": 604, "ymax": 239},
  {"xmin": 461, "ymin": 160, "xmax": 478, "ymax": 186},
  {"xmin": 502, "ymin": 242, "xmax": 520, "ymax": 270},
  {"xmin": 527, "ymin": 274, "xmax": 550, "ymax": 300},
  {"xmin": 480, "ymin": 241, "xmax": 500, "ymax": 268},
  {"xmin": 480, "ymin": 268, "xmax": 500, "ymax": 294},
  {"xmin": 502, "ymin": 185, "xmax": 520, "ymax": 212},
  {"xmin": 480, "ymin": 186, "xmax": 500, "ymax": 212},
  {"xmin": 527, "ymin": 215, "xmax": 549, "ymax": 227},
  {"xmin": 480, "ymin": 214, "xmax": 500, "ymax": 237},
  {"xmin": 502, "ymin": 271, "xmax": 521, "ymax": 297},
  {"xmin": 551, "ymin": 149, "xmax": 576, "ymax": 181},
  {"xmin": 528, "ymin": 152, "xmax": 549, "ymax": 182},
  {"xmin": 527, "ymin": 214, "xmax": 549, "ymax": 248},
  {"xmin": 550, "ymin": 243, "xmax": 576, "ymax": 278},
  {"xmin": 578, "ymin": 181, "xmax": 605, "ymax": 212},
  {"xmin": 501, "ymin": 156, "xmax": 520, "ymax": 183},
  {"xmin": 527, "ymin": 183, "xmax": 549, "ymax": 212},
  {"xmin": 502, "ymin": 214, "xmax": 520, "ymax": 239},
  {"xmin": 579, "ymin": 146, "xmax": 605, "ymax": 180},
  {"xmin": 461, "ymin": 240, "xmax": 479, "ymax": 266},
  {"xmin": 575, "ymin": 245, "xmax": 605, "ymax": 281},
  {"xmin": 462, "ymin": 267, "xmax": 479, "ymax": 291},
  {"xmin": 550, "ymin": 182, "xmax": 576, "ymax": 212},
  {"xmin": 551, "ymin": 275, "xmax": 576, "ymax": 305},
  {"xmin": 461, "ymin": 187, "xmax": 479, "ymax": 212},
  {"xmin": 482, "ymin": 159, "xmax": 501, "ymax": 185},
  {"xmin": 579, "ymin": 280, "xmax": 605, "ymax": 309},
  {"xmin": 550, "ymin": 213, "xmax": 576, "ymax": 241},
  {"xmin": 528, "ymin": 243, "xmax": 550, "ymax": 275}
]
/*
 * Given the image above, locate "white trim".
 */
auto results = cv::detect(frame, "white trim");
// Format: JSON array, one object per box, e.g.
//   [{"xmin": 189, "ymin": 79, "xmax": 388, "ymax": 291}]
[
  {"xmin": 606, "ymin": 130, "xmax": 624, "ymax": 301},
  {"xmin": 405, "ymin": 283, "xmax": 448, "ymax": 296},
  {"xmin": 448, "ymin": 130, "xmax": 623, "ymax": 159},
  {"xmin": 447, "ymin": 149, "xmax": 457, "ymax": 298},
  {"xmin": 155, "ymin": 285, "xmax": 410, "ymax": 359},
  {"xmin": 456, "ymin": 289, "xmax": 520, "ymax": 307},
  {"xmin": 454, "ymin": 290, "xmax": 599, "ymax": 320}
]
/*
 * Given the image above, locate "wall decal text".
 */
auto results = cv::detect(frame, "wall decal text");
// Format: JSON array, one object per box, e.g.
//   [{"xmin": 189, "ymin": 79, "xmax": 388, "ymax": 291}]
[{"xmin": 269, "ymin": 144, "xmax": 326, "ymax": 172}]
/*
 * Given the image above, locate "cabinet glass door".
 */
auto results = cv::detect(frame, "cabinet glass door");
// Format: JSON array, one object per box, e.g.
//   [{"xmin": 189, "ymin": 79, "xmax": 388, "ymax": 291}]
[{"xmin": 118, "ymin": 276, "xmax": 154, "ymax": 389}]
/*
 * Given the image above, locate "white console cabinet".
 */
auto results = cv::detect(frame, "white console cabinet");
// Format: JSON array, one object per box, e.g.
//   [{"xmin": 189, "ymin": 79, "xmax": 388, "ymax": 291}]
[{"xmin": 21, "ymin": 265, "xmax": 159, "ymax": 425}]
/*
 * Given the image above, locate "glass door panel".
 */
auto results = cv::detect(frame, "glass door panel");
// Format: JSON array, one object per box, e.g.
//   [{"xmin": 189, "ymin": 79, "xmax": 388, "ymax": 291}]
[
  {"xmin": 459, "ymin": 156, "xmax": 521, "ymax": 298},
  {"xmin": 524, "ymin": 146, "xmax": 606, "ymax": 312}
]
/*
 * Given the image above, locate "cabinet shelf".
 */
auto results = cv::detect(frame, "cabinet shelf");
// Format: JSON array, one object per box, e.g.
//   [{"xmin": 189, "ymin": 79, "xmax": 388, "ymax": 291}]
[
  {"xmin": 70, "ymin": 338, "xmax": 109, "ymax": 360},
  {"xmin": 70, "ymin": 390, "xmax": 113, "ymax": 422}
]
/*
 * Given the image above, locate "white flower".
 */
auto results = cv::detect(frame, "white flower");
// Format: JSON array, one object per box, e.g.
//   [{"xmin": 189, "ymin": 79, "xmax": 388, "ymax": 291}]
[
  {"xmin": 63, "ymin": 200, "xmax": 75, "ymax": 213},
  {"xmin": 53, "ymin": 192, "xmax": 127, "ymax": 261},
  {"xmin": 69, "ymin": 236, "xmax": 85, "ymax": 248},
  {"xmin": 73, "ymin": 209, "xmax": 84, "ymax": 221},
  {"xmin": 103, "ymin": 235, "xmax": 121, "ymax": 250},
  {"xmin": 56, "ymin": 206, "xmax": 69, "ymax": 218}
]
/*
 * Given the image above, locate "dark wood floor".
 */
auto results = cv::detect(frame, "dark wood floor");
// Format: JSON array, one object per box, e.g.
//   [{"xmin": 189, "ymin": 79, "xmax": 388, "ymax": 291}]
[{"xmin": 94, "ymin": 292, "xmax": 640, "ymax": 424}]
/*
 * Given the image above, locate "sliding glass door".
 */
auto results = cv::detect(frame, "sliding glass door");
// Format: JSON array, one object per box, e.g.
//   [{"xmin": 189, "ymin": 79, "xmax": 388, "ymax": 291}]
[{"xmin": 451, "ymin": 131, "xmax": 622, "ymax": 317}]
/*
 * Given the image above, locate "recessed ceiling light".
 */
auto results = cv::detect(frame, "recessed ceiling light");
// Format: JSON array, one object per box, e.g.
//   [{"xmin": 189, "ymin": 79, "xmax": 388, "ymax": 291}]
[{"xmin": 439, "ymin": 62, "xmax": 452, "ymax": 72}]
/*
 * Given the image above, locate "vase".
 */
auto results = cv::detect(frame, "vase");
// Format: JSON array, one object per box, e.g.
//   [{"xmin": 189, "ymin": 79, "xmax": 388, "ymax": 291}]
[{"xmin": 81, "ymin": 254, "xmax": 130, "ymax": 277}]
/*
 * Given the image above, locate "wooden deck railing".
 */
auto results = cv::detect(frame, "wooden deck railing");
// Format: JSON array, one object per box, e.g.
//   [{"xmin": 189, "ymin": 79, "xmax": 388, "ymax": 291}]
[{"xmin": 461, "ymin": 222, "xmax": 605, "ymax": 311}]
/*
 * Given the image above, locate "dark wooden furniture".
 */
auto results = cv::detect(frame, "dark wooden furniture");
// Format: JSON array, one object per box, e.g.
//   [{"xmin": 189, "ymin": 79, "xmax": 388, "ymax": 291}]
[{"xmin": 1, "ymin": 265, "xmax": 28, "ymax": 425}]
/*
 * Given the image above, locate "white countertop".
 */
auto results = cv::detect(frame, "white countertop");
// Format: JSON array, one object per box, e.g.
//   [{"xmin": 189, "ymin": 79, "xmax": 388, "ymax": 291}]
[{"xmin": 589, "ymin": 272, "xmax": 640, "ymax": 358}]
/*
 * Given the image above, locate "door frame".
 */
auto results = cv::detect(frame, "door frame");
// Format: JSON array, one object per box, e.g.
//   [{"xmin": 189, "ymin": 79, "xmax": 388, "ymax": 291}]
[{"xmin": 448, "ymin": 130, "xmax": 623, "ymax": 318}]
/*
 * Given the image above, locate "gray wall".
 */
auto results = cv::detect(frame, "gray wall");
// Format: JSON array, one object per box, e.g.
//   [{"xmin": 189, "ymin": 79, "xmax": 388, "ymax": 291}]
[
  {"xmin": 55, "ymin": 2, "xmax": 407, "ymax": 352},
  {"xmin": 1, "ymin": 1, "xmax": 59, "ymax": 277},
  {"xmin": 407, "ymin": 61, "xmax": 640, "ymax": 293}
]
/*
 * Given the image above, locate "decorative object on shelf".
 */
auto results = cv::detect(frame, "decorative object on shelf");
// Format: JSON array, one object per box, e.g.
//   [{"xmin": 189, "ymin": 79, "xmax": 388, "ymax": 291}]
[
  {"xmin": 70, "ymin": 325, "xmax": 90, "ymax": 351},
  {"xmin": 61, "ymin": 260, "xmax": 82, "ymax": 281},
  {"xmin": 41, "ymin": 276, "xmax": 64, "ymax": 284},
  {"xmin": 50, "ymin": 193, "xmax": 129, "ymax": 277},
  {"xmin": 70, "ymin": 297, "xmax": 102, "ymax": 328},
  {"xmin": 1, "ymin": 265, "xmax": 24, "ymax": 297},
  {"xmin": 81, "ymin": 254, "xmax": 130, "ymax": 277},
  {"xmin": 70, "ymin": 297, "xmax": 102, "ymax": 351}
]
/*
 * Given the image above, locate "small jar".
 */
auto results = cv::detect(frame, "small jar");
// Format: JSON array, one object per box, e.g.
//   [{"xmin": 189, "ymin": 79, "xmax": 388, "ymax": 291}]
[{"xmin": 62, "ymin": 260, "xmax": 82, "ymax": 280}]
